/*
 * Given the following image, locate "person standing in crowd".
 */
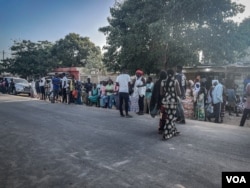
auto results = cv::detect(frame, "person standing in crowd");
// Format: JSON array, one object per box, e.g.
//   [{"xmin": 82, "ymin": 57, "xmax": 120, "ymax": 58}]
[
  {"xmin": 175, "ymin": 65, "xmax": 186, "ymax": 99},
  {"xmin": 44, "ymin": 79, "xmax": 51, "ymax": 100},
  {"xmin": 88, "ymin": 83, "xmax": 99, "ymax": 106},
  {"xmin": 51, "ymin": 73, "xmax": 61, "ymax": 103},
  {"xmin": 182, "ymin": 80, "xmax": 194, "ymax": 119},
  {"xmin": 116, "ymin": 69, "xmax": 132, "ymax": 118},
  {"xmin": 144, "ymin": 76, "xmax": 154, "ymax": 114},
  {"xmin": 132, "ymin": 70, "xmax": 146, "ymax": 115},
  {"xmin": 96, "ymin": 81, "xmax": 102, "ymax": 107},
  {"xmin": 66, "ymin": 79, "xmax": 71, "ymax": 104},
  {"xmin": 208, "ymin": 80, "xmax": 223, "ymax": 123},
  {"xmin": 61, "ymin": 73, "xmax": 68, "ymax": 103},
  {"xmin": 75, "ymin": 80, "xmax": 83, "ymax": 105},
  {"xmin": 130, "ymin": 76, "xmax": 139, "ymax": 113},
  {"xmin": 206, "ymin": 81, "xmax": 215, "ymax": 122},
  {"xmin": 39, "ymin": 76, "xmax": 46, "ymax": 100},
  {"xmin": 160, "ymin": 69, "xmax": 181, "ymax": 140},
  {"xmin": 70, "ymin": 79, "xmax": 77, "ymax": 104},
  {"xmin": 235, "ymin": 94, "xmax": 243, "ymax": 114},
  {"xmin": 84, "ymin": 78, "xmax": 93, "ymax": 104},
  {"xmin": 35, "ymin": 79, "xmax": 40, "ymax": 98},
  {"xmin": 239, "ymin": 83, "xmax": 250, "ymax": 127},
  {"xmin": 100, "ymin": 81, "xmax": 107, "ymax": 107},
  {"xmin": 0, "ymin": 78, "xmax": 4, "ymax": 93},
  {"xmin": 219, "ymin": 78, "xmax": 227, "ymax": 123},
  {"xmin": 196, "ymin": 86, "xmax": 206, "ymax": 121},
  {"xmin": 150, "ymin": 70, "xmax": 167, "ymax": 134},
  {"xmin": 193, "ymin": 76, "xmax": 201, "ymax": 119},
  {"xmin": 227, "ymin": 83, "xmax": 239, "ymax": 117},
  {"xmin": 175, "ymin": 65, "xmax": 186, "ymax": 124},
  {"xmin": 105, "ymin": 79, "xmax": 114, "ymax": 109},
  {"xmin": 4, "ymin": 78, "xmax": 8, "ymax": 94}
]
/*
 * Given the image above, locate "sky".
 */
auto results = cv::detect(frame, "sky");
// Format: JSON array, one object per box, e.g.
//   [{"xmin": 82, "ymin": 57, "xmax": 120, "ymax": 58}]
[
  {"xmin": 0, "ymin": 0, "xmax": 250, "ymax": 59},
  {"xmin": 0, "ymin": 0, "xmax": 115, "ymax": 57}
]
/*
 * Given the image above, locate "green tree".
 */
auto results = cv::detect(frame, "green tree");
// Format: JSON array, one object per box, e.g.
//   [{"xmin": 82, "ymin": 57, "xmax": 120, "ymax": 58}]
[
  {"xmin": 99, "ymin": 0, "xmax": 245, "ymax": 73},
  {"xmin": 236, "ymin": 17, "xmax": 250, "ymax": 59},
  {"xmin": 52, "ymin": 33, "xmax": 102, "ymax": 68},
  {"xmin": 3, "ymin": 40, "xmax": 57, "ymax": 78}
]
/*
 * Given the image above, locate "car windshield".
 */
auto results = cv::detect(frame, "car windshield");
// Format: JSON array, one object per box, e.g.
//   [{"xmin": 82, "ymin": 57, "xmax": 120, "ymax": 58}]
[{"xmin": 14, "ymin": 78, "xmax": 28, "ymax": 84}]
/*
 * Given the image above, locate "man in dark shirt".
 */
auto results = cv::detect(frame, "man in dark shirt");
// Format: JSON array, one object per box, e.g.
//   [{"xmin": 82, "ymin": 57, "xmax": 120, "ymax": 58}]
[
  {"xmin": 175, "ymin": 65, "xmax": 186, "ymax": 99},
  {"xmin": 175, "ymin": 65, "xmax": 186, "ymax": 124},
  {"xmin": 84, "ymin": 78, "xmax": 93, "ymax": 104}
]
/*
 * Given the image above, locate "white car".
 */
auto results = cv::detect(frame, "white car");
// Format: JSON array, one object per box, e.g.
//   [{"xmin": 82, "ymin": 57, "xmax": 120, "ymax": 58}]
[{"xmin": 5, "ymin": 77, "xmax": 31, "ymax": 96}]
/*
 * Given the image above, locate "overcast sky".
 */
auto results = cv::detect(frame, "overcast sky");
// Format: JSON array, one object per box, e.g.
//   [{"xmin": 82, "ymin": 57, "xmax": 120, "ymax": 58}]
[{"xmin": 0, "ymin": 0, "xmax": 249, "ymax": 58}]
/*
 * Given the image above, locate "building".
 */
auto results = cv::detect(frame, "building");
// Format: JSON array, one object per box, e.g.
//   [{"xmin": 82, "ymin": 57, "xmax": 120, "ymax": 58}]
[{"xmin": 183, "ymin": 64, "xmax": 250, "ymax": 96}]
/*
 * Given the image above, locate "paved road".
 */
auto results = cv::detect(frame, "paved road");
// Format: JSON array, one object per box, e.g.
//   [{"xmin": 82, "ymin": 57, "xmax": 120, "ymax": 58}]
[{"xmin": 0, "ymin": 94, "xmax": 250, "ymax": 188}]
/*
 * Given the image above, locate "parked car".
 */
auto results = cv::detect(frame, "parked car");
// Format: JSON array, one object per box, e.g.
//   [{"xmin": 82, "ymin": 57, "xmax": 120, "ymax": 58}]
[{"xmin": 4, "ymin": 77, "xmax": 31, "ymax": 96}]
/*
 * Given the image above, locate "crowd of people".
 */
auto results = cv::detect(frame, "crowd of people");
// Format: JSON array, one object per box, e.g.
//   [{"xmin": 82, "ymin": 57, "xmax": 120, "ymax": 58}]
[
  {"xmin": 1, "ymin": 68, "xmax": 250, "ymax": 141},
  {"xmin": 0, "ymin": 78, "xmax": 15, "ymax": 94}
]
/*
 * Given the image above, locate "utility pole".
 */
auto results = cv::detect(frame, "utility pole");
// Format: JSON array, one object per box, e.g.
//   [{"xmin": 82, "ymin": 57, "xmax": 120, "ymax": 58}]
[{"xmin": 2, "ymin": 50, "xmax": 4, "ymax": 61}]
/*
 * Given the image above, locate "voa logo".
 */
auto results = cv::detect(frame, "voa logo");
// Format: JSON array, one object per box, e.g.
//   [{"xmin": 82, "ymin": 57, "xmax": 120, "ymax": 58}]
[{"xmin": 226, "ymin": 176, "xmax": 247, "ymax": 184}]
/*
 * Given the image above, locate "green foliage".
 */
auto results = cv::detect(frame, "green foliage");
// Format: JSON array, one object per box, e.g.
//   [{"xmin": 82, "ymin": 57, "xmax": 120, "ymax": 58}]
[
  {"xmin": 237, "ymin": 17, "xmax": 250, "ymax": 59},
  {"xmin": 99, "ymin": 0, "xmax": 247, "ymax": 73},
  {"xmin": 3, "ymin": 40, "xmax": 57, "ymax": 78},
  {"xmin": 3, "ymin": 33, "xmax": 103, "ymax": 78},
  {"xmin": 51, "ymin": 33, "xmax": 102, "ymax": 68}
]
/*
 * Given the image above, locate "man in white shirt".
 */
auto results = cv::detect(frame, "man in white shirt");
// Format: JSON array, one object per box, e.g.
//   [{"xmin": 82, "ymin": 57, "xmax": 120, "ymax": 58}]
[
  {"xmin": 61, "ymin": 73, "xmax": 68, "ymax": 103},
  {"xmin": 116, "ymin": 69, "xmax": 132, "ymax": 118},
  {"xmin": 39, "ymin": 76, "xmax": 46, "ymax": 100}
]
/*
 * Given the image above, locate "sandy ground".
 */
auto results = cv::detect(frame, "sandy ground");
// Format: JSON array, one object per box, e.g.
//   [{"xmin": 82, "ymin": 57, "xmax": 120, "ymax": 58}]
[
  {"xmin": 222, "ymin": 112, "xmax": 250, "ymax": 127},
  {"xmin": 194, "ymin": 112, "xmax": 250, "ymax": 127}
]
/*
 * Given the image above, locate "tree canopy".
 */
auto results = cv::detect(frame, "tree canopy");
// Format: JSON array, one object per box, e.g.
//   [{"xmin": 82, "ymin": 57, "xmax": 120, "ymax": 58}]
[
  {"xmin": 51, "ymin": 33, "xmax": 102, "ymax": 68},
  {"xmin": 2, "ymin": 33, "xmax": 102, "ymax": 78},
  {"xmin": 99, "ymin": 0, "xmax": 247, "ymax": 73},
  {"xmin": 2, "ymin": 40, "xmax": 56, "ymax": 78}
]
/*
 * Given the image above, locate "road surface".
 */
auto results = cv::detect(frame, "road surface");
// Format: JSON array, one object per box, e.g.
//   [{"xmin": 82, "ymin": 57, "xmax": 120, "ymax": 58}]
[{"xmin": 0, "ymin": 94, "xmax": 249, "ymax": 188}]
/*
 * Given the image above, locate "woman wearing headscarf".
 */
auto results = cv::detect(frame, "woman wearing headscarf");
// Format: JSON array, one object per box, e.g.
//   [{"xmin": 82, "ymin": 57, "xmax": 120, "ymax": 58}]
[{"xmin": 160, "ymin": 69, "xmax": 181, "ymax": 140}]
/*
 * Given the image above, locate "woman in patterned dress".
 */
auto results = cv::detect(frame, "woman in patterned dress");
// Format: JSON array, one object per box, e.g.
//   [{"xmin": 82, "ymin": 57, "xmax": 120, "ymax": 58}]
[{"xmin": 160, "ymin": 69, "xmax": 181, "ymax": 140}]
